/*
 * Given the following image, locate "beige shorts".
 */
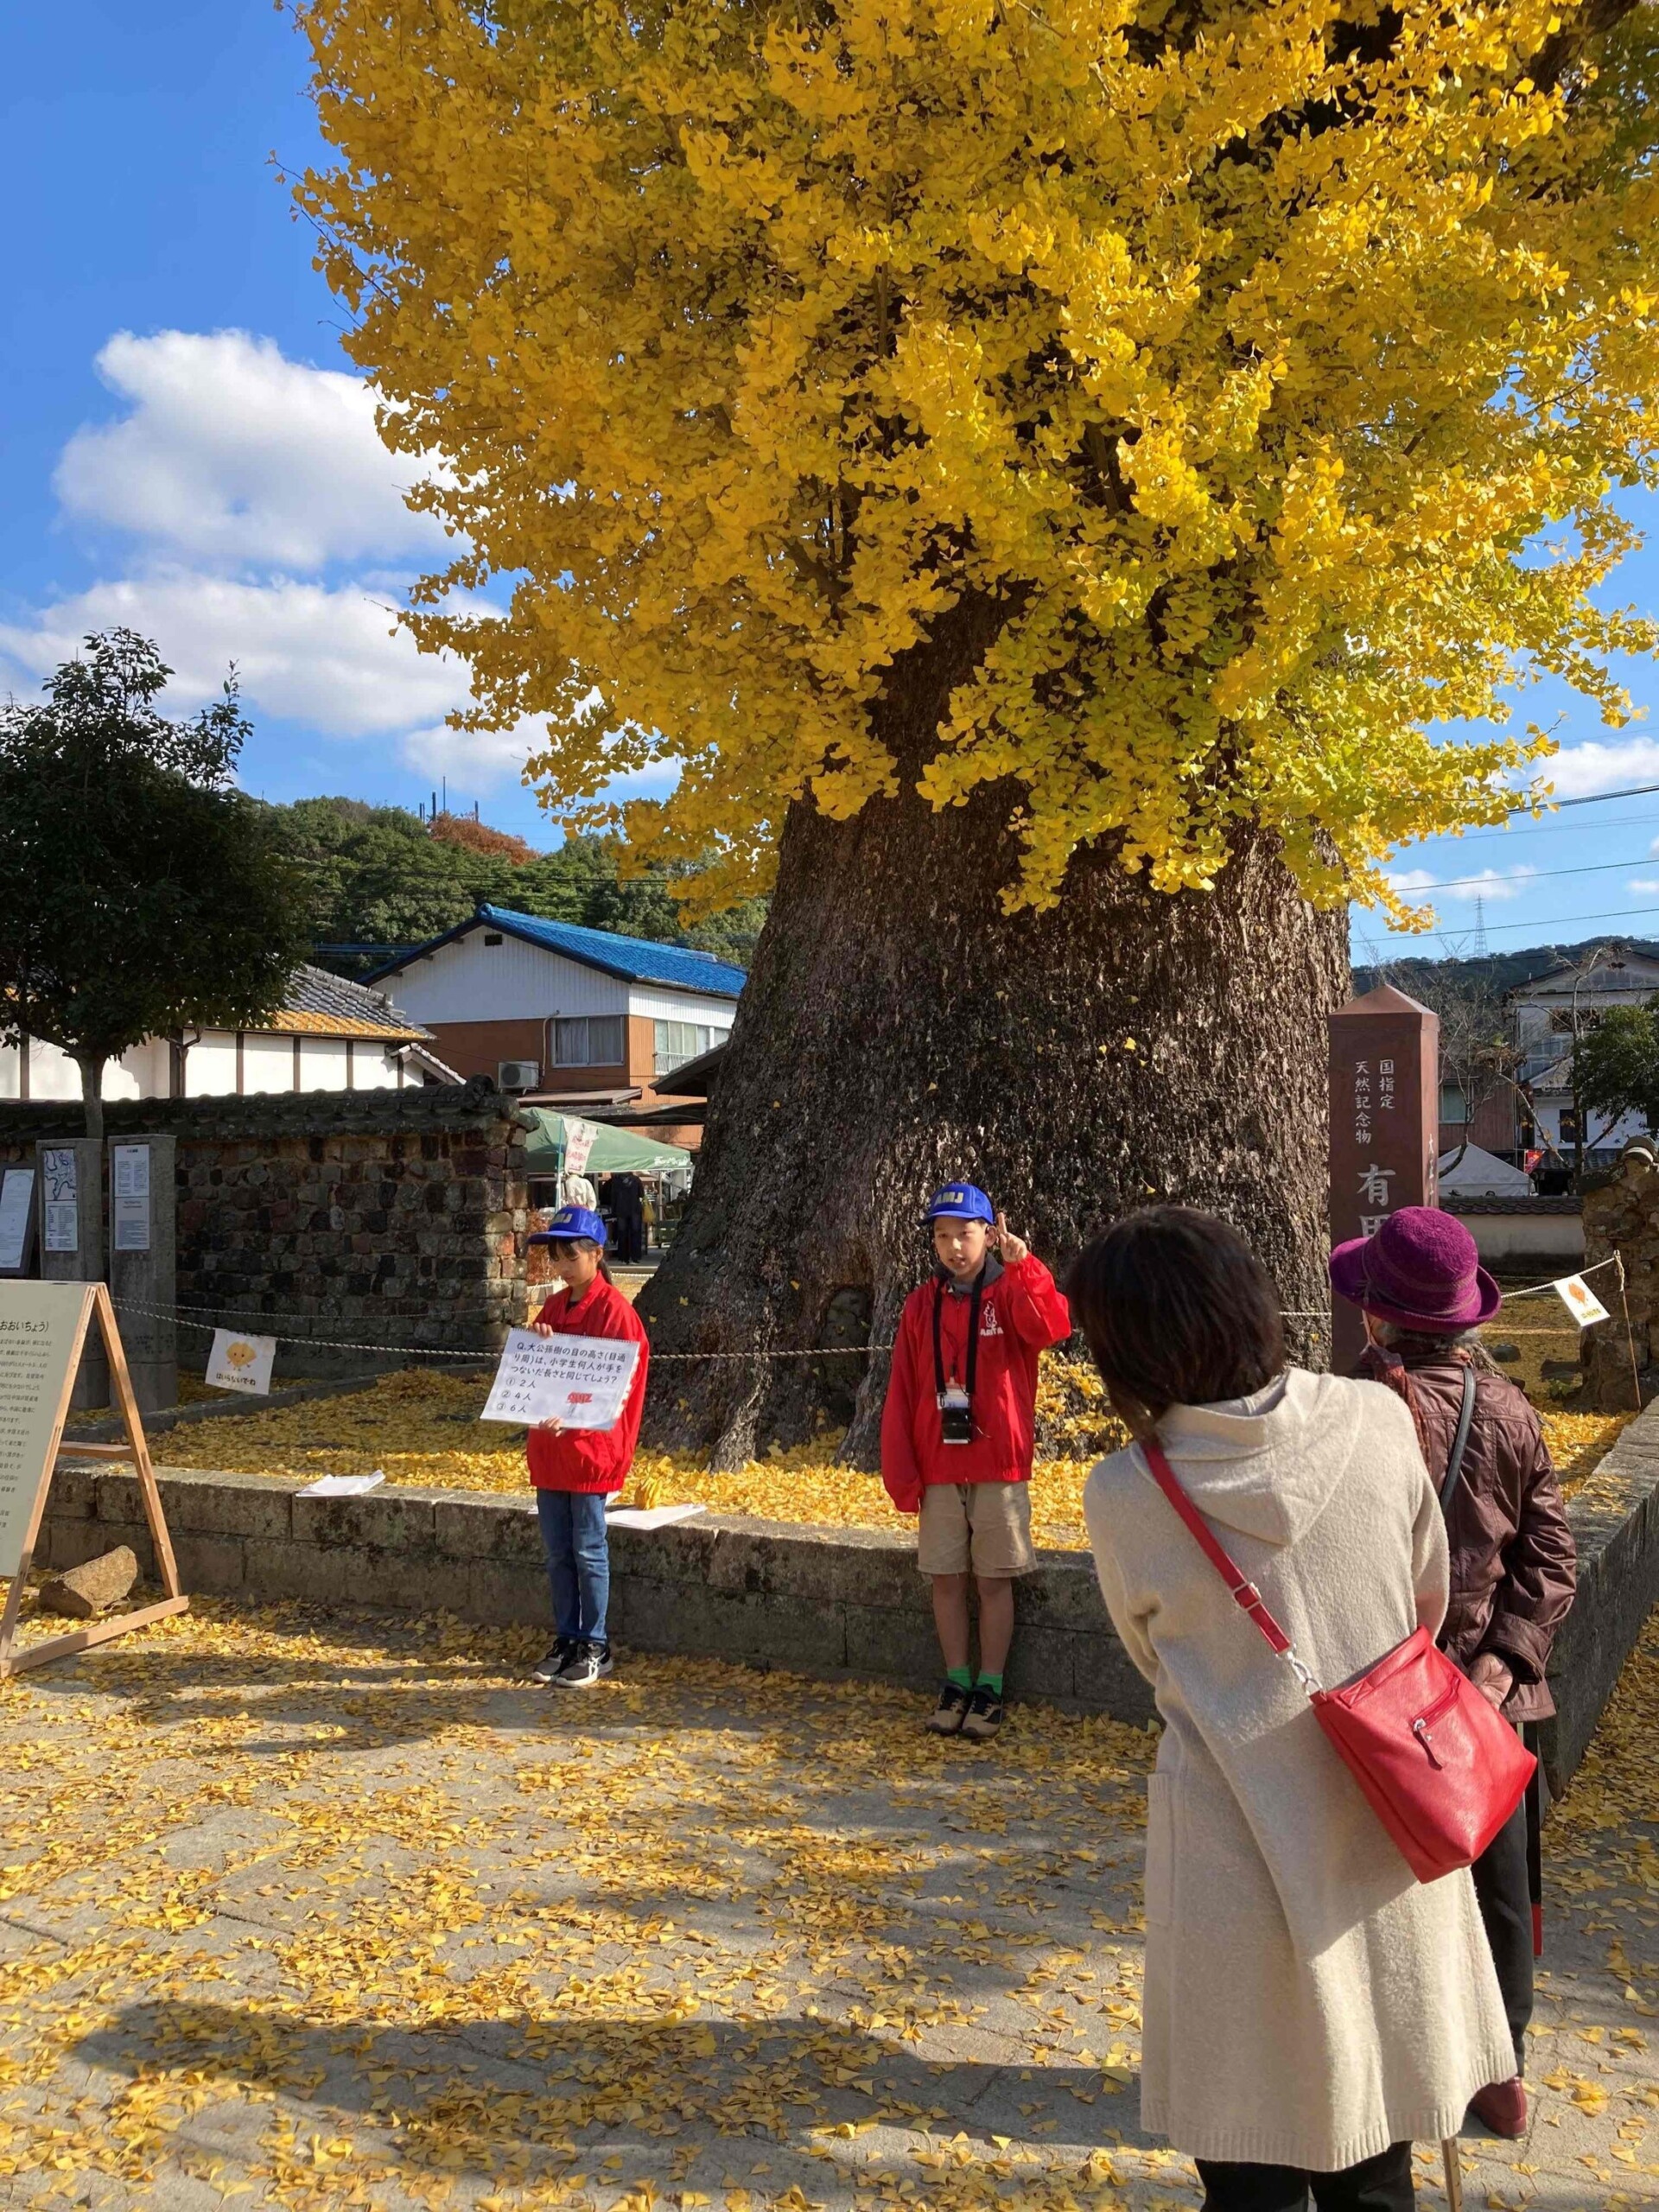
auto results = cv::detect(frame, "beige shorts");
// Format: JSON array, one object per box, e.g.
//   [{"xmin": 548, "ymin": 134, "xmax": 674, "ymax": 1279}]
[{"xmin": 917, "ymin": 1481, "xmax": 1035, "ymax": 1579}]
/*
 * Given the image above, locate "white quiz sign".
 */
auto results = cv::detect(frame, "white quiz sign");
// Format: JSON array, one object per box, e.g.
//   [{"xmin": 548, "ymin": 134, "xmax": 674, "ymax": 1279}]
[
  {"xmin": 480, "ymin": 1328, "xmax": 640, "ymax": 1432},
  {"xmin": 206, "ymin": 1329, "xmax": 277, "ymax": 1396},
  {"xmin": 0, "ymin": 1282, "xmax": 90, "ymax": 1580}
]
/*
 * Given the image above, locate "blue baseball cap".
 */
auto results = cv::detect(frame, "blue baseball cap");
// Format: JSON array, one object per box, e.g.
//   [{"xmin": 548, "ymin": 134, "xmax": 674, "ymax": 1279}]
[
  {"xmin": 528, "ymin": 1205, "xmax": 608, "ymax": 1248},
  {"xmin": 923, "ymin": 1183, "xmax": 995, "ymax": 1226}
]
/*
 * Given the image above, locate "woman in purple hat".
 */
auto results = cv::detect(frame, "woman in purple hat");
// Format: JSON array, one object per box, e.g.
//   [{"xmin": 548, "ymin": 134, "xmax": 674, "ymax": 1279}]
[{"xmin": 1331, "ymin": 1207, "xmax": 1576, "ymax": 2141}]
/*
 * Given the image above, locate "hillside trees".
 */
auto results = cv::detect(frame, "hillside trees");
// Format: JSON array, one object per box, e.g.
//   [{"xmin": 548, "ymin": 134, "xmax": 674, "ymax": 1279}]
[{"xmin": 298, "ymin": 0, "xmax": 1659, "ymax": 1459}]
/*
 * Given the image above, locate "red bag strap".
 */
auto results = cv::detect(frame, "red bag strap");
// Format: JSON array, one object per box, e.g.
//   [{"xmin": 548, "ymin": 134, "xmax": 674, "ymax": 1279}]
[{"xmin": 1138, "ymin": 1435, "xmax": 1296, "ymax": 1662}]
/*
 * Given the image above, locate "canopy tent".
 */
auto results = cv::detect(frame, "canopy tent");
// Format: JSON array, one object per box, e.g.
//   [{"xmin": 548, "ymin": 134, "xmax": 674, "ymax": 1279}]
[{"xmin": 520, "ymin": 1108, "xmax": 693, "ymax": 1179}]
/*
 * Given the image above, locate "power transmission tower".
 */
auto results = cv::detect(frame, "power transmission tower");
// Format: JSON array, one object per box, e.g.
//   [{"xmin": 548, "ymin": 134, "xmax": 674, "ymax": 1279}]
[{"xmin": 1471, "ymin": 893, "xmax": 1489, "ymax": 960}]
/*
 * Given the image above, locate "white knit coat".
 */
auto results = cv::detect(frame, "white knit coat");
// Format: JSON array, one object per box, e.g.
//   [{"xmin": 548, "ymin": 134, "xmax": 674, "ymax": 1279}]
[{"xmin": 1083, "ymin": 1368, "xmax": 1514, "ymax": 2169}]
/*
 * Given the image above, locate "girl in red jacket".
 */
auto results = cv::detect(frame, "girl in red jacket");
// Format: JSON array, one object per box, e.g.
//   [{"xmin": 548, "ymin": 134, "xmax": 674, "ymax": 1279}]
[
  {"xmin": 880, "ymin": 1183, "xmax": 1071, "ymax": 1739},
  {"xmin": 524, "ymin": 1205, "xmax": 649, "ymax": 1689}
]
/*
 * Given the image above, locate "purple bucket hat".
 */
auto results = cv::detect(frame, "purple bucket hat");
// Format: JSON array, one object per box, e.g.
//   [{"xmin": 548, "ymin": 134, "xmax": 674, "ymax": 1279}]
[{"xmin": 1328, "ymin": 1206, "xmax": 1502, "ymax": 1333}]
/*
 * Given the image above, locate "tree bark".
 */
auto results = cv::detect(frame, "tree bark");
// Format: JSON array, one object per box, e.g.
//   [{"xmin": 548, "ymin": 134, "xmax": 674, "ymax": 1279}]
[
  {"xmin": 75, "ymin": 1054, "xmax": 106, "ymax": 1143},
  {"xmin": 638, "ymin": 601, "xmax": 1351, "ymax": 1466}
]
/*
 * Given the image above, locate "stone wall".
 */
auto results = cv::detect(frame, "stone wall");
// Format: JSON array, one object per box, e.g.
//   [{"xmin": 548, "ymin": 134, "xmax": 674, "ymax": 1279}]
[
  {"xmin": 1579, "ymin": 1146, "xmax": 1658, "ymax": 1408},
  {"xmin": 0, "ymin": 1086, "xmax": 532, "ymax": 1371}
]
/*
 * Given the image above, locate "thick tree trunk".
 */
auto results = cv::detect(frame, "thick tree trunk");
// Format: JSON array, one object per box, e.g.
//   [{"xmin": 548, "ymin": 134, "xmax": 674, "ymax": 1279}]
[{"xmin": 639, "ymin": 603, "xmax": 1350, "ymax": 1467}]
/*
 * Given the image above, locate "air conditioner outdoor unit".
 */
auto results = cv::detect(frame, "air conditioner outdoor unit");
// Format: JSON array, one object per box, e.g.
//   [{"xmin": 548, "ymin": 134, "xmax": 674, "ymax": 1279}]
[{"xmin": 498, "ymin": 1060, "xmax": 540, "ymax": 1092}]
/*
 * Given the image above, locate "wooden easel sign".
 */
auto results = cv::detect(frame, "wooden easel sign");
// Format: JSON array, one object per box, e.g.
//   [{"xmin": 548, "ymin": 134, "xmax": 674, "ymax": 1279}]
[{"xmin": 0, "ymin": 1280, "xmax": 188, "ymax": 1678}]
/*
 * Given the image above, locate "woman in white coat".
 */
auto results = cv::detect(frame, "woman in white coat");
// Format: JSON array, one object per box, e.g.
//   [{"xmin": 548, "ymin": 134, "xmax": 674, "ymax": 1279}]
[{"xmin": 1073, "ymin": 1207, "xmax": 1513, "ymax": 2212}]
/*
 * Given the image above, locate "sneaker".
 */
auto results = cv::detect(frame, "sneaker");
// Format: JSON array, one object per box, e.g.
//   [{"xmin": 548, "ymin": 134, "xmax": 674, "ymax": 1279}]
[
  {"xmin": 925, "ymin": 1681, "xmax": 971, "ymax": 1734},
  {"xmin": 959, "ymin": 1684, "xmax": 1004, "ymax": 1742},
  {"xmin": 531, "ymin": 1637, "xmax": 575, "ymax": 1684},
  {"xmin": 555, "ymin": 1639, "xmax": 615, "ymax": 1689},
  {"xmin": 1467, "ymin": 2077, "xmax": 1527, "ymax": 2138}
]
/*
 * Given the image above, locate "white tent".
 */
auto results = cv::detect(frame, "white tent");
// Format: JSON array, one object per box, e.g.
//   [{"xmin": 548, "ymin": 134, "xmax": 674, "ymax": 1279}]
[{"xmin": 1438, "ymin": 1143, "xmax": 1533, "ymax": 1198}]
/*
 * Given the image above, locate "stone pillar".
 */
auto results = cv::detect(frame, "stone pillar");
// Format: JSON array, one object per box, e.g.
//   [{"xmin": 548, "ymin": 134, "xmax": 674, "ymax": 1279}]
[
  {"xmin": 106, "ymin": 1135, "xmax": 177, "ymax": 1414},
  {"xmin": 1328, "ymin": 984, "xmax": 1440, "ymax": 1376},
  {"xmin": 36, "ymin": 1139, "xmax": 108, "ymax": 1411}
]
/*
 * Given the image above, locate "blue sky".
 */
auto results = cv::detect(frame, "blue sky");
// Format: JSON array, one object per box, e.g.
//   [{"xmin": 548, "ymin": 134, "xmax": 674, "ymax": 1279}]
[{"xmin": 3, "ymin": 3, "xmax": 1657, "ymax": 956}]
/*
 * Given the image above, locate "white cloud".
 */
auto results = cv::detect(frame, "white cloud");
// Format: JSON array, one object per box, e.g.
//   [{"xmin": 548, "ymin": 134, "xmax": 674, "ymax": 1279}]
[
  {"xmin": 54, "ymin": 330, "xmax": 446, "ymax": 573},
  {"xmin": 1630, "ymin": 877, "xmax": 1659, "ymax": 894},
  {"xmin": 1539, "ymin": 738, "xmax": 1659, "ymax": 799},
  {"xmin": 1382, "ymin": 865, "xmax": 1535, "ymax": 902},
  {"xmin": 0, "ymin": 573, "xmax": 464, "ymax": 739}
]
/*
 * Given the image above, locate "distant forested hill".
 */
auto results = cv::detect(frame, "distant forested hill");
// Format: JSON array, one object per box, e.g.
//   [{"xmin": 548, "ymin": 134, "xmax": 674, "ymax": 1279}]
[{"xmin": 265, "ymin": 798, "xmax": 767, "ymax": 973}]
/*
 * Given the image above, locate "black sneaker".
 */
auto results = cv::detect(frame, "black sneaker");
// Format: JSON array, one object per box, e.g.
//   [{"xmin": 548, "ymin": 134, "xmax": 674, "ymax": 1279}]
[
  {"xmin": 555, "ymin": 1639, "xmax": 615, "ymax": 1688},
  {"xmin": 925, "ymin": 1681, "xmax": 971, "ymax": 1734},
  {"xmin": 531, "ymin": 1637, "xmax": 575, "ymax": 1684},
  {"xmin": 960, "ymin": 1684, "xmax": 1004, "ymax": 1742}
]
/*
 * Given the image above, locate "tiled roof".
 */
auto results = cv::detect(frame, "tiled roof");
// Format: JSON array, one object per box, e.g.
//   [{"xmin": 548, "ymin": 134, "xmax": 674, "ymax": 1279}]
[
  {"xmin": 250, "ymin": 963, "xmax": 432, "ymax": 1041},
  {"xmin": 372, "ymin": 905, "xmax": 749, "ymax": 999}
]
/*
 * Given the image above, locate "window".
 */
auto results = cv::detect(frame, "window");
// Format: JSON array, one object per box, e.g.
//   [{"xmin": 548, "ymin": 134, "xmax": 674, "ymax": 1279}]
[
  {"xmin": 654, "ymin": 1020, "xmax": 725, "ymax": 1077},
  {"xmin": 1440, "ymin": 1085, "xmax": 1468, "ymax": 1126},
  {"xmin": 553, "ymin": 1016, "xmax": 625, "ymax": 1066}
]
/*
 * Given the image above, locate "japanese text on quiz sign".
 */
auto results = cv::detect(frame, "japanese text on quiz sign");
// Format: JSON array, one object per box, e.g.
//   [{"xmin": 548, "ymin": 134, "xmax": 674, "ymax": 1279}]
[
  {"xmin": 480, "ymin": 1329, "xmax": 640, "ymax": 1432},
  {"xmin": 1353, "ymin": 1056, "xmax": 1398, "ymax": 1236}
]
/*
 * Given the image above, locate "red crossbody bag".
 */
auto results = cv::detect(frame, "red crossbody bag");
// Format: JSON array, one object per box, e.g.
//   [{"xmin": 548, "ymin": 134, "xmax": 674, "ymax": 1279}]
[{"xmin": 1139, "ymin": 1433, "xmax": 1535, "ymax": 1885}]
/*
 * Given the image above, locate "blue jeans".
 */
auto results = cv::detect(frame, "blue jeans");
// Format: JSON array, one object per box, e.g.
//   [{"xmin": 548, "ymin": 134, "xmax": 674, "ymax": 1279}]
[{"xmin": 535, "ymin": 1488, "xmax": 611, "ymax": 1644}]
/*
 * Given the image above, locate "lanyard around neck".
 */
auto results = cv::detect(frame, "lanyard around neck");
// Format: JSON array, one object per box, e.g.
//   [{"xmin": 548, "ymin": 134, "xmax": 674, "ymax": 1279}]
[{"xmin": 932, "ymin": 1273, "xmax": 984, "ymax": 1402}]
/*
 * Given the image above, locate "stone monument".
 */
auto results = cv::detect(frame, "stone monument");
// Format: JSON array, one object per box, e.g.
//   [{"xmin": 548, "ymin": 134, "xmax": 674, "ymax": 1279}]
[{"xmin": 1328, "ymin": 984, "xmax": 1440, "ymax": 1375}]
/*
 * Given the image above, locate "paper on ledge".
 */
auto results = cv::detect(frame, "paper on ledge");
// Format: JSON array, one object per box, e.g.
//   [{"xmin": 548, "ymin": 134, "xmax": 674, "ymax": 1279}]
[
  {"xmin": 298, "ymin": 1471, "xmax": 386, "ymax": 1497},
  {"xmin": 604, "ymin": 1503, "xmax": 707, "ymax": 1530}
]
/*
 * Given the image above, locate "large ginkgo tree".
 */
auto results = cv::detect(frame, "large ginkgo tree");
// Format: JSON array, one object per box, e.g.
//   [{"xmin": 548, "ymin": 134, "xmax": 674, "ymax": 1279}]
[{"xmin": 298, "ymin": 0, "xmax": 1657, "ymax": 1460}]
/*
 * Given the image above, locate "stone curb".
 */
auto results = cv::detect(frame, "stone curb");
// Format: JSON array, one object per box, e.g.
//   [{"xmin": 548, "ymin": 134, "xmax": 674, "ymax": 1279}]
[{"xmin": 40, "ymin": 1392, "xmax": 1659, "ymax": 1777}]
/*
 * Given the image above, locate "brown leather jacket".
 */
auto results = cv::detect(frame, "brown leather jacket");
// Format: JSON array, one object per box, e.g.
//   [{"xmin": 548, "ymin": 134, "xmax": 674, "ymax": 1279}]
[{"xmin": 1356, "ymin": 1350, "xmax": 1577, "ymax": 1721}]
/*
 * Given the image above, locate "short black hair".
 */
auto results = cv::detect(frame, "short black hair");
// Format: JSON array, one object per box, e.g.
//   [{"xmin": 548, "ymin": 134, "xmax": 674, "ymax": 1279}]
[{"xmin": 1065, "ymin": 1206, "xmax": 1285, "ymax": 1416}]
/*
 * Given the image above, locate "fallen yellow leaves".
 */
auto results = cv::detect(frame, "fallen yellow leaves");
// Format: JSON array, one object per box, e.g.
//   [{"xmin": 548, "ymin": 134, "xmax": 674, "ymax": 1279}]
[{"xmin": 155, "ymin": 1363, "xmax": 1627, "ymax": 1554}]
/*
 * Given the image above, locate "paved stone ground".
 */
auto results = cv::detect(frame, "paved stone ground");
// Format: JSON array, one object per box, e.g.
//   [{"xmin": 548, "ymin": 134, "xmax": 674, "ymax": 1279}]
[{"xmin": 2, "ymin": 1598, "xmax": 1658, "ymax": 2212}]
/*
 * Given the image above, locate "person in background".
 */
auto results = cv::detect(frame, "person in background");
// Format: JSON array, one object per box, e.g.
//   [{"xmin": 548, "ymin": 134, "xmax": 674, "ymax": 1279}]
[
  {"xmin": 524, "ymin": 1205, "xmax": 649, "ymax": 1689},
  {"xmin": 1331, "ymin": 1207, "xmax": 1576, "ymax": 2141},
  {"xmin": 608, "ymin": 1171, "xmax": 647, "ymax": 1263},
  {"xmin": 1074, "ymin": 1206, "xmax": 1513, "ymax": 2209},
  {"xmin": 880, "ymin": 1182, "xmax": 1071, "ymax": 1740}
]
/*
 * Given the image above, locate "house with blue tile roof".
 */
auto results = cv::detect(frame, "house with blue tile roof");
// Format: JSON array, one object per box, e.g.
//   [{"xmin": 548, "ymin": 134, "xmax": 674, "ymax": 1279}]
[{"xmin": 366, "ymin": 905, "xmax": 745, "ymax": 1143}]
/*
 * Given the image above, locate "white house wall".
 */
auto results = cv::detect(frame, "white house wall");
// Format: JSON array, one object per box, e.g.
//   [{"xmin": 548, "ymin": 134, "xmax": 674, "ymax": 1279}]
[
  {"xmin": 243, "ymin": 1033, "xmax": 294, "ymax": 1096},
  {"xmin": 353, "ymin": 1045, "xmax": 403, "ymax": 1090},
  {"xmin": 185, "ymin": 1037, "xmax": 239, "ymax": 1097},
  {"xmin": 302, "ymin": 1038, "xmax": 351, "ymax": 1091},
  {"xmin": 627, "ymin": 984, "xmax": 740, "ymax": 1027},
  {"xmin": 385, "ymin": 933, "xmax": 629, "ymax": 1023},
  {"xmin": 0, "ymin": 1039, "xmax": 150, "ymax": 1102}
]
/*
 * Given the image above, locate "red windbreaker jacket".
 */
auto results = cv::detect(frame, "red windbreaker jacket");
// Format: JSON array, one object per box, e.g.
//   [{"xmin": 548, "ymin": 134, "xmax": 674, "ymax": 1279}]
[
  {"xmin": 880, "ymin": 1255, "xmax": 1071, "ymax": 1511},
  {"xmin": 524, "ymin": 1275, "xmax": 650, "ymax": 1495}
]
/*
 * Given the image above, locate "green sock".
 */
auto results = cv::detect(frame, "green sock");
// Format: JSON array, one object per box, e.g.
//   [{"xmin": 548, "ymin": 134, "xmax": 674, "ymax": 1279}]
[
  {"xmin": 946, "ymin": 1665, "xmax": 973, "ymax": 1691},
  {"xmin": 977, "ymin": 1671, "xmax": 1004, "ymax": 1697}
]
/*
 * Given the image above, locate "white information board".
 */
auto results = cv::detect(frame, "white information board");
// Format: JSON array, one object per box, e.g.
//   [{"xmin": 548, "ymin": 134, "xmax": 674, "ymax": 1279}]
[
  {"xmin": 40, "ymin": 1148, "xmax": 78, "ymax": 1255},
  {"xmin": 0, "ymin": 1282, "xmax": 90, "ymax": 1580},
  {"xmin": 206, "ymin": 1328, "xmax": 277, "ymax": 1396},
  {"xmin": 480, "ymin": 1328, "xmax": 640, "ymax": 1432},
  {"xmin": 0, "ymin": 1170, "xmax": 35, "ymax": 1274},
  {"xmin": 111, "ymin": 1147, "xmax": 151, "ymax": 1255}
]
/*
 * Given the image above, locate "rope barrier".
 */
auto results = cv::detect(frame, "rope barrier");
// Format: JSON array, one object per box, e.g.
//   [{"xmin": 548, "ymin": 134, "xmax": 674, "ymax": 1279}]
[{"xmin": 97, "ymin": 1255, "xmax": 1619, "ymax": 1375}]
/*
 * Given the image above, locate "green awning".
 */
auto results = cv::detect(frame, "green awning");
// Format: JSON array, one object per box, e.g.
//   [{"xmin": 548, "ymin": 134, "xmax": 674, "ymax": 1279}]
[{"xmin": 520, "ymin": 1108, "xmax": 694, "ymax": 1178}]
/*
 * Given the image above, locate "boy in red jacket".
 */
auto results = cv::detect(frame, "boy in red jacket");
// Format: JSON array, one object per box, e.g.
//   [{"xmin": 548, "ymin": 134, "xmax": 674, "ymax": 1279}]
[
  {"xmin": 880, "ymin": 1183, "xmax": 1071, "ymax": 1739},
  {"xmin": 524, "ymin": 1205, "xmax": 649, "ymax": 1689}
]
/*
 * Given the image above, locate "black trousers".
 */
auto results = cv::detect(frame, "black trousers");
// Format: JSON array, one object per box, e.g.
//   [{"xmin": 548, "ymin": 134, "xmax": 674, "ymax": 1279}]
[
  {"xmin": 1197, "ymin": 2143, "xmax": 1414, "ymax": 2212},
  {"xmin": 1471, "ymin": 1792, "xmax": 1532, "ymax": 2074}
]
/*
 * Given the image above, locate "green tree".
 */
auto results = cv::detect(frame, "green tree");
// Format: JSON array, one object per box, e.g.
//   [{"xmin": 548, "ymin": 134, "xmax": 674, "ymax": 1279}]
[
  {"xmin": 0, "ymin": 631, "xmax": 312, "ymax": 1137},
  {"xmin": 1576, "ymin": 1005, "xmax": 1659, "ymax": 1150}
]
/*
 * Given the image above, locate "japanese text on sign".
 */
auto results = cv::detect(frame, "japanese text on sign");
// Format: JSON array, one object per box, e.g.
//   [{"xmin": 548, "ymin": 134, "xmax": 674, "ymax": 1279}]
[{"xmin": 480, "ymin": 1329, "xmax": 640, "ymax": 1432}]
